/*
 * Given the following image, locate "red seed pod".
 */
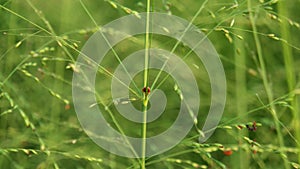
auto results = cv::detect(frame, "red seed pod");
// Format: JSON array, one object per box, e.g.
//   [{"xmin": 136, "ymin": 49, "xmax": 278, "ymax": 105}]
[
  {"xmin": 237, "ymin": 125, "xmax": 243, "ymax": 130},
  {"xmin": 223, "ymin": 149, "xmax": 233, "ymax": 156},
  {"xmin": 252, "ymin": 121, "xmax": 257, "ymax": 131},
  {"xmin": 65, "ymin": 104, "xmax": 70, "ymax": 110}
]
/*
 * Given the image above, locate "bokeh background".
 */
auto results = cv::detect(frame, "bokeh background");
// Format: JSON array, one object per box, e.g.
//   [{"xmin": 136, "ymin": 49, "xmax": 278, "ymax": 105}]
[{"xmin": 0, "ymin": 0, "xmax": 300, "ymax": 168}]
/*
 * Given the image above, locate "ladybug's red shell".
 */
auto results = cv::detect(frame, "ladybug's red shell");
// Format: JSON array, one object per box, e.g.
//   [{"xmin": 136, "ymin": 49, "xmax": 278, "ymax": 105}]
[{"xmin": 142, "ymin": 87, "xmax": 150, "ymax": 94}]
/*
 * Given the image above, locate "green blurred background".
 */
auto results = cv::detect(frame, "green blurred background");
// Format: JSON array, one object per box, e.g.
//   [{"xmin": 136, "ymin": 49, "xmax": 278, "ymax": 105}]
[{"xmin": 0, "ymin": 0, "xmax": 300, "ymax": 168}]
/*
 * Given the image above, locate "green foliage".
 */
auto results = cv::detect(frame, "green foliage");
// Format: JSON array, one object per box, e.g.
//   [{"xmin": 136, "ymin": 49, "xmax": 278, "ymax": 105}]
[{"xmin": 1, "ymin": 0, "xmax": 300, "ymax": 168}]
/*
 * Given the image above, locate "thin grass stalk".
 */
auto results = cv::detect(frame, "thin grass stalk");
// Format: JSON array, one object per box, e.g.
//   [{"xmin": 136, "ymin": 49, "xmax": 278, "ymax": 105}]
[
  {"xmin": 0, "ymin": 1, "xmax": 19, "ymax": 166},
  {"xmin": 1, "ymin": 0, "xmax": 20, "ymax": 133},
  {"xmin": 234, "ymin": 28, "xmax": 249, "ymax": 169},
  {"xmin": 141, "ymin": 0, "xmax": 151, "ymax": 168},
  {"xmin": 248, "ymin": 1, "xmax": 290, "ymax": 168},
  {"xmin": 25, "ymin": 0, "xmax": 64, "ymax": 138},
  {"xmin": 278, "ymin": 0, "xmax": 300, "ymax": 163}
]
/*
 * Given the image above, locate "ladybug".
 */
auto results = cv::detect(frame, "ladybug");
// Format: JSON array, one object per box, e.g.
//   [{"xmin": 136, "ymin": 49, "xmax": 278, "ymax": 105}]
[{"xmin": 142, "ymin": 87, "xmax": 150, "ymax": 95}]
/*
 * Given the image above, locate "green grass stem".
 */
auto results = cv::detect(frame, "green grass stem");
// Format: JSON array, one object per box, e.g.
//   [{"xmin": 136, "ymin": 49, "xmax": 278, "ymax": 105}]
[
  {"xmin": 141, "ymin": 0, "xmax": 151, "ymax": 168},
  {"xmin": 248, "ymin": 1, "xmax": 290, "ymax": 168},
  {"xmin": 234, "ymin": 27, "xmax": 249, "ymax": 169},
  {"xmin": 278, "ymin": 0, "xmax": 300, "ymax": 163}
]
